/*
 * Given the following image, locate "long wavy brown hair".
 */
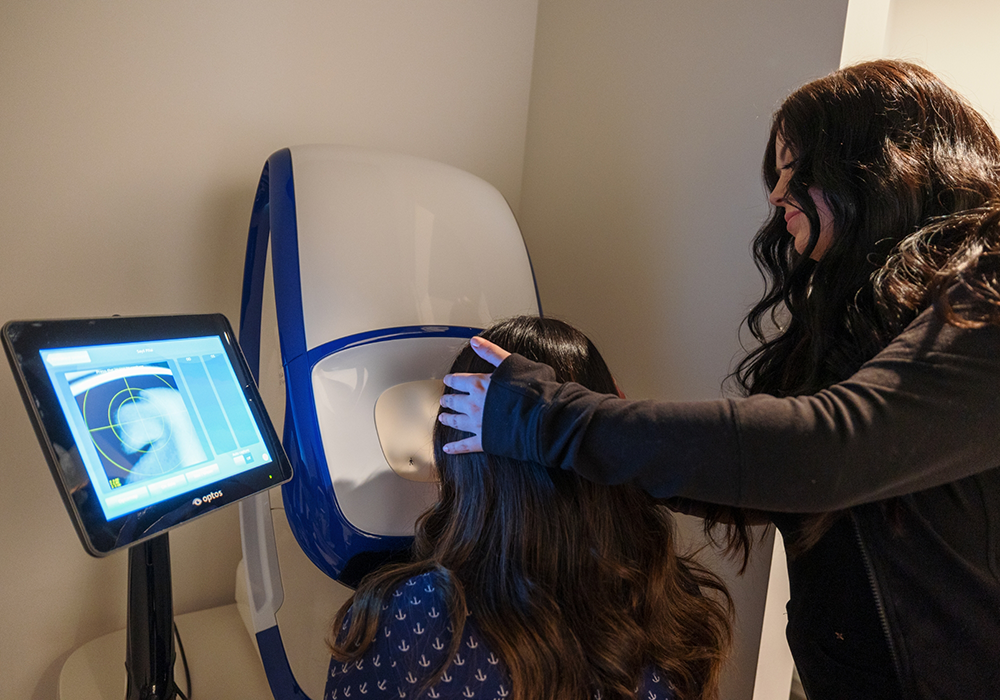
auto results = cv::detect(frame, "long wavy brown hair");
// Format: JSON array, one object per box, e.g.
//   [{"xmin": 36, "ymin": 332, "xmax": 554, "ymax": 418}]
[
  {"xmin": 329, "ymin": 316, "xmax": 734, "ymax": 700},
  {"xmin": 717, "ymin": 59, "xmax": 1000, "ymax": 555}
]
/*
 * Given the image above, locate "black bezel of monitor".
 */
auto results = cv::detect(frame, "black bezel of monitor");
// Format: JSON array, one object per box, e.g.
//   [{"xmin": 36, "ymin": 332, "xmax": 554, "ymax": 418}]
[{"xmin": 3, "ymin": 313, "xmax": 292, "ymax": 556}]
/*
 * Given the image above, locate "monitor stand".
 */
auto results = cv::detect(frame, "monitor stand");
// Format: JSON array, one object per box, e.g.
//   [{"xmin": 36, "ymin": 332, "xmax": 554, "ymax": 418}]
[{"xmin": 126, "ymin": 533, "xmax": 179, "ymax": 700}]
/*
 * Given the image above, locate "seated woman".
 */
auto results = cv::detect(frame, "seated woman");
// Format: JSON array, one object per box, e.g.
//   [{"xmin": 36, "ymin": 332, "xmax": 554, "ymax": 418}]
[{"xmin": 325, "ymin": 316, "xmax": 733, "ymax": 700}]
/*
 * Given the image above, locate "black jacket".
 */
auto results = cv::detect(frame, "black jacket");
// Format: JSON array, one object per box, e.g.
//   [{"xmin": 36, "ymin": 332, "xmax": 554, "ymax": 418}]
[{"xmin": 482, "ymin": 306, "xmax": 1000, "ymax": 699}]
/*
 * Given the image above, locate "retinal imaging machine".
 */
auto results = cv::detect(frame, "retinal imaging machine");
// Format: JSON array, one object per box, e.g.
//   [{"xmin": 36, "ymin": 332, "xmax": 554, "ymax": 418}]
[
  {"xmin": 3, "ymin": 145, "xmax": 539, "ymax": 700},
  {"xmin": 237, "ymin": 146, "xmax": 539, "ymax": 700},
  {"xmin": 236, "ymin": 145, "xmax": 540, "ymax": 699}
]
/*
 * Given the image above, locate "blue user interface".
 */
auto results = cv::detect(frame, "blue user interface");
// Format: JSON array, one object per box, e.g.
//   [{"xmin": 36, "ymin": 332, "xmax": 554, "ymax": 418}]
[{"xmin": 40, "ymin": 336, "xmax": 272, "ymax": 521}]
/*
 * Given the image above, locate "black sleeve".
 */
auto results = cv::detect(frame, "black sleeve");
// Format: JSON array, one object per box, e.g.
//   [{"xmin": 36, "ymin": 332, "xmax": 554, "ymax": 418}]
[{"xmin": 481, "ymin": 307, "xmax": 1000, "ymax": 512}]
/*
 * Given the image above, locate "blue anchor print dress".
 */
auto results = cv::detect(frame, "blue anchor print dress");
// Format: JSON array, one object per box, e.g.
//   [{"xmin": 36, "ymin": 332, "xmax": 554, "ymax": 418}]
[{"xmin": 325, "ymin": 572, "xmax": 677, "ymax": 700}]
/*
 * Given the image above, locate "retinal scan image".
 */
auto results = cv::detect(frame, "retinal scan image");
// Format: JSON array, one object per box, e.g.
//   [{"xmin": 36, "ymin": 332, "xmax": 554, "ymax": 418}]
[{"xmin": 70, "ymin": 363, "xmax": 209, "ymax": 487}]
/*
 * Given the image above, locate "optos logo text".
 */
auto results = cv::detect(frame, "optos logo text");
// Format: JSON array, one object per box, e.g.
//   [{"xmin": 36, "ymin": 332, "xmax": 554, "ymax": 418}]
[{"xmin": 192, "ymin": 490, "xmax": 223, "ymax": 506}]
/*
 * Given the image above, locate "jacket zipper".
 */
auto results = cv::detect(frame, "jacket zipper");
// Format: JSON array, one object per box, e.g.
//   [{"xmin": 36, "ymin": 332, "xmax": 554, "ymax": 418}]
[{"xmin": 850, "ymin": 511, "xmax": 905, "ymax": 689}]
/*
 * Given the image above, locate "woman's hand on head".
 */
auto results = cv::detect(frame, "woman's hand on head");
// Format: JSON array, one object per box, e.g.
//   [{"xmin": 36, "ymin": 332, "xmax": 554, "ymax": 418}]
[{"xmin": 438, "ymin": 336, "xmax": 511, "ymax": 454}]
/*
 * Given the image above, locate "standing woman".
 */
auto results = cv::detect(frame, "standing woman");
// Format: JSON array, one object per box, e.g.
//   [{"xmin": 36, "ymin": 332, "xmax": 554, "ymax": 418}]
[{"xmin": 439, "ymin": 60, "xmax": 1000, "ymax": 699}]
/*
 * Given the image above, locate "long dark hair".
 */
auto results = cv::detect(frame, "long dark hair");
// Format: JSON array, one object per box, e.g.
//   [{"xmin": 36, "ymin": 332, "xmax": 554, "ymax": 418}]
[
  {"xmin": 329, "ymin": 316, "xmax": 734, "ymax": 700},
  {"xmin": 727, "ymin": 59, "xmax": 1000, "ymax": 552}
]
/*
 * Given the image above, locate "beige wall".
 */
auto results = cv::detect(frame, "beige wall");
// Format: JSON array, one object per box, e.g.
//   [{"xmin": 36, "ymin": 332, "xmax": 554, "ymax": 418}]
[
  {"xmin": 0, "ymin": 3, "xmax": 538, "ymax": 698},
  {"xmin": 517, "ymin": 2, "xmax": 847, "ymax": 697}
]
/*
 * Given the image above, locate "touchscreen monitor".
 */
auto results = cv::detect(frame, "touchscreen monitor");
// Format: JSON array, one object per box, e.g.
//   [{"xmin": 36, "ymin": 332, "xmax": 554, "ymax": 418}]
[{"xmin": 3, "ymin": 314, "xmax": 292, "ymax": 555}]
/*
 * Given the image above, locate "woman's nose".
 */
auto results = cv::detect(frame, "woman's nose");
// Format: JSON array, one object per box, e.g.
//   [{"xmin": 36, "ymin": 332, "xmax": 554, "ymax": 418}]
[{"xmin": 769, "ymin": 179, "xmax": 786, "ymax": 207}]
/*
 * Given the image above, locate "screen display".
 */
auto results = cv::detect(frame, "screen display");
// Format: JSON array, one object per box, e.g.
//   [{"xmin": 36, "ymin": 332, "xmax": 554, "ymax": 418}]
[
  {"xmin": 41, "ymin": 336, "xmax": 274, "ymax": 520},
  {"xmin": 3, "ymin": 314, "xmax": 292, "ymax": 555}
]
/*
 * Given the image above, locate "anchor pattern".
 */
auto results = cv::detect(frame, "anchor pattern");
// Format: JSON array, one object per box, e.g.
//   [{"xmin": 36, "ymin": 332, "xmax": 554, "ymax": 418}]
[{"xmin": 325, "ymin": 572, "xmax": 675, "ymax": 699}]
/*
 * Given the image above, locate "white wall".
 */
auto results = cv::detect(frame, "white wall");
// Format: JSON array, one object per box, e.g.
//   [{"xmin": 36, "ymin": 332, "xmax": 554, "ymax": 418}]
[
  {"xmin": 884, "ymin": 0, "xmax": 1000, "ymax": 128},
  {"xmin": 842, "ymin": 0, "xmax": 1000, "ymax": 128},
  {"xmin": 0, "ymin": 3, "xmax": 538, "ymax": 698},
  {"xmin": 518, "ymin": 1, "xmax": 848, "ymax": 697}
]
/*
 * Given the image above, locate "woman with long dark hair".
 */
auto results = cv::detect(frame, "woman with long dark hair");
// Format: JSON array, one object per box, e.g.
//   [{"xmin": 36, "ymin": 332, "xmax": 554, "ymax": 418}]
[
  {"xmin": 439, "ymin": 60, "xmax": 1000, "ymax": 699},
  {"xmin": 325, "ymin": 316, "xmax": 734, "ymax": 700}
]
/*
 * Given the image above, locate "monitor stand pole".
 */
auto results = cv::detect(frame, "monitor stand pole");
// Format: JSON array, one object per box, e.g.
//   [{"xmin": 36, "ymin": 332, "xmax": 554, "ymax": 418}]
[{"xmin": 126, "ymin": 533, "xmax": 179, "ymax": 700}]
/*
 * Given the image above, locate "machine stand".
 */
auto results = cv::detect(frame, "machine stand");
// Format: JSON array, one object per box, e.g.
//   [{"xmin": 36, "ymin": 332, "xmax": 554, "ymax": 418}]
[{"xmin": 126, "ymin": 534, "xmax": 179, "ymax": 700}]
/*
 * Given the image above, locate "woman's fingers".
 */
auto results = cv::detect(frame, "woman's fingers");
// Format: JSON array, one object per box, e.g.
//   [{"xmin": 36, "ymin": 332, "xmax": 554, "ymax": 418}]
[
  {"xmin": 437, "ymin": 337, "xmax": 511, "ymax": 455},
  {"xmin": 438, "ymin": 393, "xmax": 486, "ymax": 430},
  {"xmin": 439, "ymin": 373, "xmax": 490, "ymax": 455},
  {"xmin": 440, "ymin": 434, "xmax": 482, "ymax": 455},
  {"xmin": 441, "ymin": 372, "xmax": 491, "ymax": 397},
  {"xmin": 469, "ymin": 336, "xmax": 510, "ymax": 367}
]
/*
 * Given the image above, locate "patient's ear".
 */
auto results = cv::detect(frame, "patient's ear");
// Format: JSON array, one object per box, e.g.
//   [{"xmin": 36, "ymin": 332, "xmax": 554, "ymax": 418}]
[{"xmin": 374, "ymin": 379, "xmax": 443, "ymax": 483}]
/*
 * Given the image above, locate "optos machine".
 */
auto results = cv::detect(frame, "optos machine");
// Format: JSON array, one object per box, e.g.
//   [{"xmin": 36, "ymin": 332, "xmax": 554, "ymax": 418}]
[{"xmin": 236, "ymin": 145, "xmax": 540, "ymax": 699}]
